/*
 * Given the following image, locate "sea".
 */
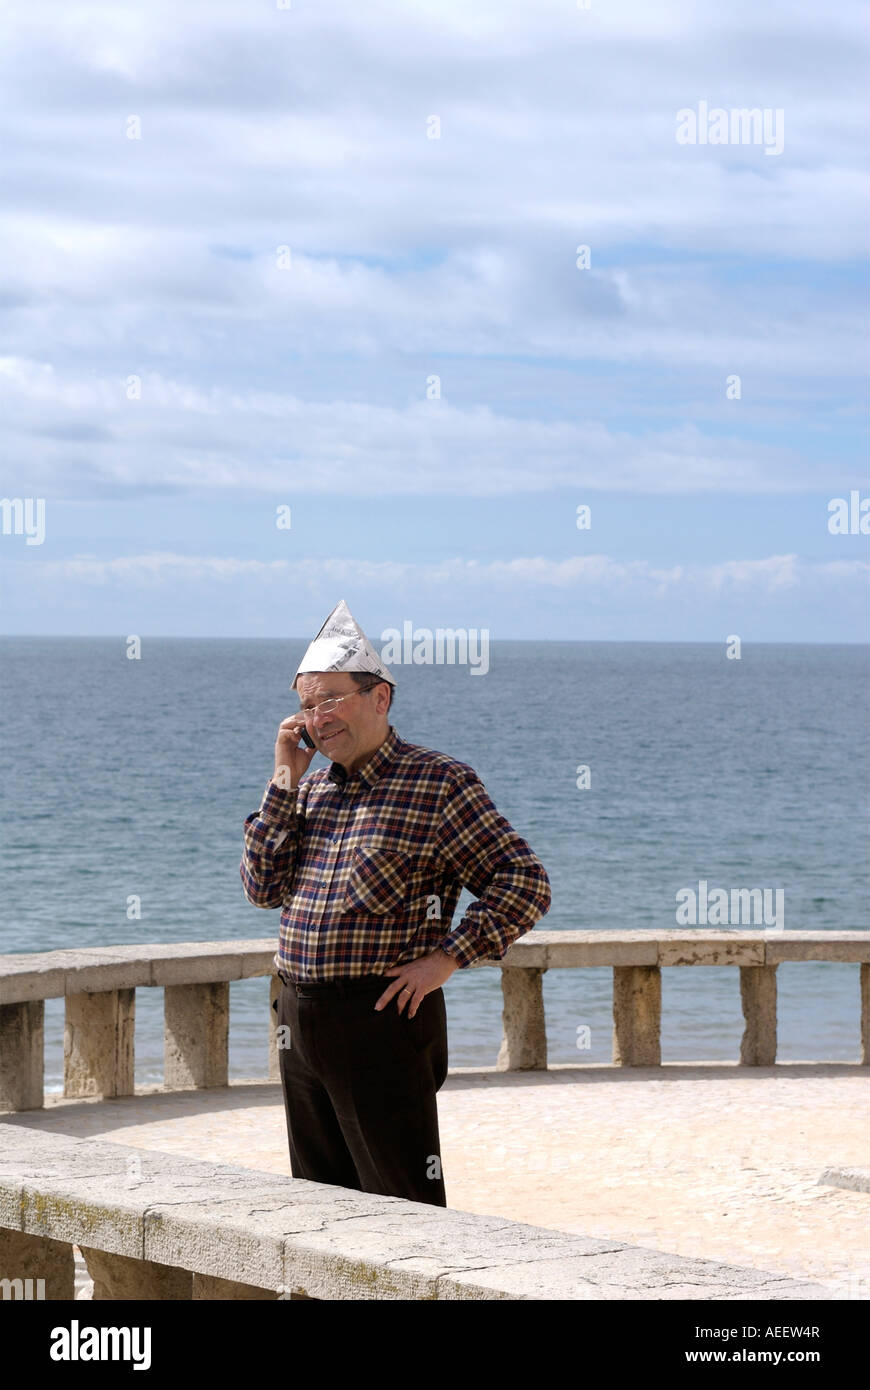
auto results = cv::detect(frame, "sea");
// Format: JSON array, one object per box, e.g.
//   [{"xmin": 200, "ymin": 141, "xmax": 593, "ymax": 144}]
[{"xmin": 1, "ymin": 637, "xmax": 868, "ymax": 1090}]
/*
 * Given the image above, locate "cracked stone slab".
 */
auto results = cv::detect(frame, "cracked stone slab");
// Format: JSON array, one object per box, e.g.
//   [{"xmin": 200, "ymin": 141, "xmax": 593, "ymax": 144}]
[
  {"xmin": 144, "ymin": 1191, "xmax": 410, "ymax": 1289},
  {"xmin": 437, "ymin": 1261, "xmax": 832, "ymax": 1302},
  {"xmin": 0, "ymin": 1126, "xmax": 836, "ymax": 1300}
]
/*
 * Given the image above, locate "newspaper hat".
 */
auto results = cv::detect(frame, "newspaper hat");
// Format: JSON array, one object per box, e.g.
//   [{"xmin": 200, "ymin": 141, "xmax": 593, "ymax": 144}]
[{"xmin": 291, "ymin": 599, "xmax": 396, "ymax": 690}]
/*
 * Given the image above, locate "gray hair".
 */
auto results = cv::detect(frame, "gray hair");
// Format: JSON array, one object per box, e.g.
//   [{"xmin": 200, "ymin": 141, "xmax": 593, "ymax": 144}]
[{"xmin": 348, "ymin": 670, "xmax": 394, "ymax": 710}]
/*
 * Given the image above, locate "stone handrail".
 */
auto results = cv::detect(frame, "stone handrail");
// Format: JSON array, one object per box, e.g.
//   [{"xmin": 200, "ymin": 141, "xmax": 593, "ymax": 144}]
[
  {"xmin": 0, "ymin": 931, "xmax": 867, "ymax": 1112},
  {"xmin": 0, "ymin": 1127, "xmax": 833, "ymax": 1300}
]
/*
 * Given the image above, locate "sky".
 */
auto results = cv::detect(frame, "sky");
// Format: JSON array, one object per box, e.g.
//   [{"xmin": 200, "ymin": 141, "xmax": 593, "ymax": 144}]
[{"xmin": 0, "ymin": 0, "xmax": 868, "ymax": 643}]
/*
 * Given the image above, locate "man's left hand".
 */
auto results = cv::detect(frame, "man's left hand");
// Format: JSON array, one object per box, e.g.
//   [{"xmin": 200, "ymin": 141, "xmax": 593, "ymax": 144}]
[{"xmin": 375, "ymin": 949, "xmax": 458, "ymax": 1017}]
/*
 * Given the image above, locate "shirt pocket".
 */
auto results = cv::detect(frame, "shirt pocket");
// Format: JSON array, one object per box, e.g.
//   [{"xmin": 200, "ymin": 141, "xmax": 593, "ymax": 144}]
[{"xmin": 343, "ymin": 848, "xmax": 412, "ymax": 915}]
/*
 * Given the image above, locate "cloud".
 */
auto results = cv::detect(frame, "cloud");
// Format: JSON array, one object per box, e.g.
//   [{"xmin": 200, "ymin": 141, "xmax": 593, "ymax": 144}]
[
  {"xmin": 0, "ymin": 0, "xmax": 866, "ymax": 382},
  {"xmin": 21, "ymin": 550, "xmax": 870, "ymax": 600},
  {"xmin": 0, "ymin": 358, "xmax": 817, "ymax": 497}
]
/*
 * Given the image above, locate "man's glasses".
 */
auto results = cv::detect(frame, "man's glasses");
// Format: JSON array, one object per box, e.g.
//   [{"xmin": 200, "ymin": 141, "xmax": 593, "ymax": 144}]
[{"xmin": 299, "ymin": 682, "xmax": 381, "ymax": 720}]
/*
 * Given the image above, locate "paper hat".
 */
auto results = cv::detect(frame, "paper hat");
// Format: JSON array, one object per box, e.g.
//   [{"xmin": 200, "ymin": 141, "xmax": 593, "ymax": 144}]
[{"xmin": 291, "ymin": 599, "xmax": 396, "ymax": 690}]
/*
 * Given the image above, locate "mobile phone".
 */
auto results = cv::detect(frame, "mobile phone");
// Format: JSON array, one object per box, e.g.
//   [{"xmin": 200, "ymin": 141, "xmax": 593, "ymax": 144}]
[{"xmin": 300, "ymin": 726, "xmax": 316, "ymax": 749}]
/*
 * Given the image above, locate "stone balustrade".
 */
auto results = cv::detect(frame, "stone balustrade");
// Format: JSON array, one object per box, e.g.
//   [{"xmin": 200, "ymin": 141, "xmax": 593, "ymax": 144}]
[
  {"xmin": 0, "ymin": 1128, "xmax": 833, "ymax": 1300},
  {"xmin": 0, "ymin": 931, "xmax": 867, "ymax": 1113}
]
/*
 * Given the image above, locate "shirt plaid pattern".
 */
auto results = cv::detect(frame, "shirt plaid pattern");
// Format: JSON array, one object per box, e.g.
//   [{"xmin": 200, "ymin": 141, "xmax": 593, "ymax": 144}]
[{"xmin": 240, "ymin": 725, "xmax": 551, "ymax": 980}]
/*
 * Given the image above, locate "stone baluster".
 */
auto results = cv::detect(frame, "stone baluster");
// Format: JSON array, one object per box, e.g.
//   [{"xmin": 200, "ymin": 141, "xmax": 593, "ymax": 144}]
[
  {"xmin": 164, "ymin": 982, "xmax": 229, "ymax": 1089},
  {"xmin": 81, "ymin": 1247, "xmax": 192, "ymax": 1299},
  {"xmin": 612, "ymin": 965, "xmax": 661, "ymax": 1066},
  {"xmin": 0, "ymin": 1229, "xmax": 75, "ymax": 1299},
  {"xmin": 0, "ymin": 999, "xmax": 44, "ymax": 1111},
  {"xmin": 64, "ymin": 990, "xmax": 135, "ymax": 1099},
  {"xmin": 739, "ymin": 964, "xmax": 778, "ymax": 1065},
  {"xmin": 496, "ymin": 967, "xmax": 547, "ymax": 1070}
]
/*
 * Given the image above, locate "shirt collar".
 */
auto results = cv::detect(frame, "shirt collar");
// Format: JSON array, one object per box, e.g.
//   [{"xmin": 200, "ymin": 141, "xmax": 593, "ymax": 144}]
[{"xmin": 327, "ymin": 724, "xmax": 404, "ymax": 790}]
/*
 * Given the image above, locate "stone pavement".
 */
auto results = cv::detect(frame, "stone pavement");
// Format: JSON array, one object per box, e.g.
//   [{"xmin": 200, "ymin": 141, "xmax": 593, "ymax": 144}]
[{"xmin": 14, "ymin": 1061, "xmax": 870, "ymax": 1299}]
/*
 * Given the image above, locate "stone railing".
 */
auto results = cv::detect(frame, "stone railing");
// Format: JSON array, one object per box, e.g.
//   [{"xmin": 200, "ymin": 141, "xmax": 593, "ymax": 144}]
[
  {"xmin": 496, "ymin": 929, "xmax": 870, "ymax": 1071},
  {"xmin": 0, "ymin": 931, "xmax": 867, "ymax": 1113},
  {"xmin": 0, "ymin": 1128, "xmax": 833, "ymax": 1301}
]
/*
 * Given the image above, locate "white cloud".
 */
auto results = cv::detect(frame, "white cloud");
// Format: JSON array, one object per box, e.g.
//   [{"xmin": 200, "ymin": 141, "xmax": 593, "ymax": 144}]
[
  {"xmin": 0, "ymin": 358, "xmax": 817, "ymax": 496},
  {"xmin": 24, "ymin": 550, "xmax": 870, "ymax": 600},
  {"xmin": 0, "ymin": 0, "xmax": 866, "ymax": 384}
]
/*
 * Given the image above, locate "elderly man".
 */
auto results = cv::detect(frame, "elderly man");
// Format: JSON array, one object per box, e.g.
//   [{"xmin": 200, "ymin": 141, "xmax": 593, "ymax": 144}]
[{"xmin": 240, "ymin": 600, "xmax": 551, "ymax": 1207}]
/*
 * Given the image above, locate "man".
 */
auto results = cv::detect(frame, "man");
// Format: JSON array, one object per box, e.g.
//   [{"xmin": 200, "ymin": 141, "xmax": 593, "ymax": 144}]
[{"xmin": 240, "ymin": 599, "xmax": 551, "ymax": 1207}]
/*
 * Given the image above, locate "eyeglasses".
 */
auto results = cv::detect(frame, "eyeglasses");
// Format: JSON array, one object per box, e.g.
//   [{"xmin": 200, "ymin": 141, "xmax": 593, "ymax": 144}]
[{"xmin": 299, "ymin": 682, "xmax": 381, "ymax": 720}]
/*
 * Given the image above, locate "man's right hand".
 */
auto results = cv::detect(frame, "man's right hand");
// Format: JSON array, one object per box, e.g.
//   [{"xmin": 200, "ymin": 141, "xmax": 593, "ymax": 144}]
[{"xmin": 273, "ymin": 716, "xmax": 317, "ymax": 790}]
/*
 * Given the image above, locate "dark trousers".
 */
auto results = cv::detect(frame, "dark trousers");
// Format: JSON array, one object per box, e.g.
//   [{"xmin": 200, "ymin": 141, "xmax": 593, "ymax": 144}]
[{"xmin": 275, "ymin": 974, "xmax": 449, "ymax": 1206}]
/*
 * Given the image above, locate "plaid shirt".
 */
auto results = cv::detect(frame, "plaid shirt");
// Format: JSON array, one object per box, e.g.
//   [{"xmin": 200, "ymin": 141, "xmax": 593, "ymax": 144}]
[{"xmin": 240, "ymin": 724, "xmax": 551, "ymax": 980}]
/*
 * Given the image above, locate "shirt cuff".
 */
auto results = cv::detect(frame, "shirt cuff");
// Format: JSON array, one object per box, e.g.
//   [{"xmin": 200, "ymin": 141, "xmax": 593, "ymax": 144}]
[
  {"xmin": 258, "ymin": 779, "xmax": 299, "ymax": 824},
  {"xmin": 438, "ymin": 928, "xmax": 493, "ymax": 969}
]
